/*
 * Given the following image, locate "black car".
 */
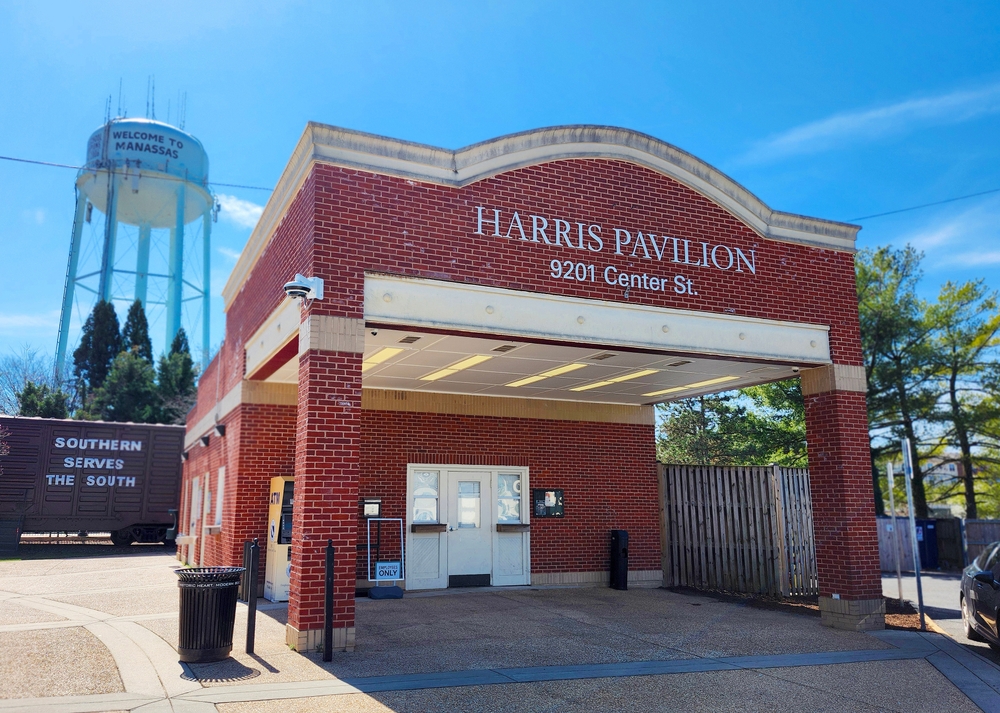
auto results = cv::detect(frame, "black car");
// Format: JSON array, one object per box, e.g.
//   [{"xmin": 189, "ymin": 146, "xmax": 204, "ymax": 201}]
[{"xmin": 961, "ymin": 541, "xmax": 1000, "ymax": 647}]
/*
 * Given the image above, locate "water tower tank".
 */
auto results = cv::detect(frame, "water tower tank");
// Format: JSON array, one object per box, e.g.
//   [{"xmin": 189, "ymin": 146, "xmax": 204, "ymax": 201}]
[{"xmin": 56, "ymin": 117, "xmax": 215, "ymax": 373}]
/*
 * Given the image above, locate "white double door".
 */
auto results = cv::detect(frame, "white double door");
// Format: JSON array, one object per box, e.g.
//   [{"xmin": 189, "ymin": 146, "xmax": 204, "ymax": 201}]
[{"xmin": 406, "ymin": 466, "xmax": 530, "ymax": 590}]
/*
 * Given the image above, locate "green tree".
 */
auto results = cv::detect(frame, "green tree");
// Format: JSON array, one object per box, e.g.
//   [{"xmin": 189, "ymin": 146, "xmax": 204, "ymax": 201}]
[
  {"xmin": 121, "ymin": 300, "xmax": 153, "ymax": 363},
  {"xmin": 16, "ymin": 380, "xmax": 69, "ymax": 418},
  {"xmin": 657, "ymin": 393, "xmax": 745, "ymax": 465},
  {"xmin": 0, "ymin": 345, "xmax": 74, "ymax": 415},
  {"xmin": 85, "ymin": 351, "xmax": 160, "ymax": 423},
  {"xmin": 740, "ymin": 380, "xmax": 808, "ymax": 467},
  {"xmin": 157, "ymin": 329, "xmax": 197, "ymax": 424},
  {"xmin": 856, "ymin": 246, "xmax": 938, "ymax": 517},
  {"xmin": 72, "ymin": 301, "xmax": 122, "ymax": 402},
  {"xmin": 657, "ymin": 381, "xmax": 808, "ymax": 467},
  {"xmin": 926, "ymin": 280, "xmax": 1000, "ymax": 519}
]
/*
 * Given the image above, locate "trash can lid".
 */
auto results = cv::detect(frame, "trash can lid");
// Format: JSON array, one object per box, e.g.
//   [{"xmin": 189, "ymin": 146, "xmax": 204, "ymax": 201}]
[{"xmin": 175, "ymin": 566, "xmax": 245, "ymax": 584}]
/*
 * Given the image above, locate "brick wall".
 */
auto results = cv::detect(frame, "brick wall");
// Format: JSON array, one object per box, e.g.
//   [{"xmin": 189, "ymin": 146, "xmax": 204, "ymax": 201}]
[
  {"xmin": 358, "ymin": 410, "xmax": 659, "ymax": 579},
  {"xmin": 804, "ymin": 390, "xmax": 881, "ymax": 600},
  {"xmin": 180, "ymin": 403, "xmax": 296, "ymax": 581},
  {"xmin": 185, "ymin": 150, "xmax": 875, "ymax": 644},
  {"xmin": 306, "ymin": 159, "xmax": 862, "ymax": 366},
  {"xmin": 290, "ymin": 350, "xmax": 362, "ymax": 635}
]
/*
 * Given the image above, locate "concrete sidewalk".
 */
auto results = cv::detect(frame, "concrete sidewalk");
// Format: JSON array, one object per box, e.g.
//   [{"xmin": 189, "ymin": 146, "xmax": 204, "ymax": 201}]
[{"xmin": 0, "ymin": 549, "xmax": 997, "ymax": 712}]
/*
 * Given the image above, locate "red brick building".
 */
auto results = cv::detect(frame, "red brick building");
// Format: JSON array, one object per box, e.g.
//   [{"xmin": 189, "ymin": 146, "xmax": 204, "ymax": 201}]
[{"xmin": 179, "ymin": 124, "xmax": 881, "ymax": 652}]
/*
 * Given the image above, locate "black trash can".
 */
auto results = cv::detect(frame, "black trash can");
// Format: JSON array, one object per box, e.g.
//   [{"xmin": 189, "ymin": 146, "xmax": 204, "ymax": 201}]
[
  {"xmin": 176, "ymin": 566, "xmax": 245, "ymax": 663},
  {"xmin": 610, "ymin": 530, "xmax": 628, "ymax": 590}
]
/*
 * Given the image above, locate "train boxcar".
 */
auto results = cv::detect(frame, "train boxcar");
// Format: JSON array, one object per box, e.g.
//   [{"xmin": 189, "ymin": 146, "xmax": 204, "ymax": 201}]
[{"xmin": 0, "ymin": 416, "xmax": 184, "ymax": 548}]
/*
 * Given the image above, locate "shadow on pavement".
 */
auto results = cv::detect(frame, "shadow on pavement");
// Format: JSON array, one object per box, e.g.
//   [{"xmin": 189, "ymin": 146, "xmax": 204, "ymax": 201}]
[{"xmin": 10, "ymin": 541, "xmax": 176, "ymax": 560}]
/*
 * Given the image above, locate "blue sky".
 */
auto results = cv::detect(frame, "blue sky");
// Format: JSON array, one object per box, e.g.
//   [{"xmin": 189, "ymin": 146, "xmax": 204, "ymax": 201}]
[{"xmin": 1, "ymin": 1, "xmax": 998, "ymax": 363}]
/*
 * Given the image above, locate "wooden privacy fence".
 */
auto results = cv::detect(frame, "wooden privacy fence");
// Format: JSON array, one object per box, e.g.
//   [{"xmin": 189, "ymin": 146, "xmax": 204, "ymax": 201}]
[
  {"xmin": 966, "ymin": 520, "xmax": 1000, "ymax": 564},
  {"xmin": 659, "ymin": 464, "xmax": 818, "ymax": 597}
]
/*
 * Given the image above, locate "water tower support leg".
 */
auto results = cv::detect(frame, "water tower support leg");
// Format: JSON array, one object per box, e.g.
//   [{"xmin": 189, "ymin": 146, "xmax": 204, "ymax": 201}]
[
  {"xmin": 166, "ymin": 184, "xmax": 185, "ymax": 345},
  {"xmin": 201, "ymin": 208, "xmax": 211, "ymax": 369},
  {"xmin": 135, "ymin": 224, "xmax": 151, "ymax": 306},
  {"xmin": 98, "ymin": 173, "xmax": 119, "ymax": 303},
  {"xmin": 55, "ymin": 191, "xmax": 88, "ymax": 376}
]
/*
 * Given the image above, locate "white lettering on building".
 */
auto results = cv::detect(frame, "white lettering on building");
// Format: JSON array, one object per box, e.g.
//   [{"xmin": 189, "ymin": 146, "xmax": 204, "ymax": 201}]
[{"xmin": 474, "ymin": 205, "xmax": 756, "ymax": 275}]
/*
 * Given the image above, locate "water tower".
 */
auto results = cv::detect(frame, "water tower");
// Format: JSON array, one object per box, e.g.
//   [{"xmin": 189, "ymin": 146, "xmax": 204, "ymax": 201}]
[{"xmin": 55, "ymin": 118, "xmax": 215, "ymax": 373}]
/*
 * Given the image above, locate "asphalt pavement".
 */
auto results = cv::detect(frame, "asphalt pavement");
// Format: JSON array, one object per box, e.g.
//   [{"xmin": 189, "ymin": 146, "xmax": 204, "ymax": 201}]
[
  {"xmin": 0, "ymin": 547, "xmax": 992, "ymax": 713},
  {"xmin": 882, "ymin": 570, "xmax": 1000, "ymax": 665}
]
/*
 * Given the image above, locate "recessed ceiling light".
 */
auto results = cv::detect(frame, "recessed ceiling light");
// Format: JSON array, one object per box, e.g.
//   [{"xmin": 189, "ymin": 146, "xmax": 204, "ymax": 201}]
[
  {"xmin": 420, "ymin": 354, "xmax": 493, "ymax": 382},
  {"xmin": 506, "ymin": 362, "xmax": 588, "ymax": 388},
  {"xmin": 570, "ymin": 369, "xmax": 660, "ymax": 392},
  {"xmin": 643, "ymin": 375, "xmax": 740, "ymax": 397},
  {"xmin": 361, "ymin": 347, "xmax": 404, "ymax": 373}
]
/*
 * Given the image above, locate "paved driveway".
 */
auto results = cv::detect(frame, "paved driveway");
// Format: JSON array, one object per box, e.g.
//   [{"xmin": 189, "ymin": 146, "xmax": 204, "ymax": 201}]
[
  {"xmin": 0, "ymin": 545, "xmax": 996, "ymax": 712},
  {"xmin": 882, "ymin": 571, "xmax": 1000, "ymax": 664}
]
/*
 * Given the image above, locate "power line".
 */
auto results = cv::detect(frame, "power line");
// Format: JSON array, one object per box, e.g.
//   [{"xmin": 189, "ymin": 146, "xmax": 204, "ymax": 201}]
[
  {"xmin": 4, "ymin": 151, "xmax": 997, "ymax": 217},
  {"xmin": 0, "ymin": 154, "xmax": 273, "ymax": 192},
  {"xmin": 847, "ymin": 188, "xmax": 1000, "ymax": 222}
]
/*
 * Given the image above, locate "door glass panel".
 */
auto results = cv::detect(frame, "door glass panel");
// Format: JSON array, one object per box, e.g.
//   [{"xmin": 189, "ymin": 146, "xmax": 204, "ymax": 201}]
[
  {"xmin": 457, "ymin": 481, "xmax": 481, "ymax": 528},
  {"xmin": 413, "ymin": 471, "xmax": 439, "ymax": 522},
  {"xmin": 497, "ymin": 473, "xmax": 521, "ymax": 523}
]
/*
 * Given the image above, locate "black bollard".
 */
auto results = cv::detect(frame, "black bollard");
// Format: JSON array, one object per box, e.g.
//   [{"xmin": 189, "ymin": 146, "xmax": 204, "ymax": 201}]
[
  {"xmin": 246, "ymin": 538, "xmax": 260, "ymax": 654},
  {"xmin": 239, "ymin": 540, "xmax": 252, "ymax": 601},
  {"xmin": 323, "ymin": 539, "xmax": 334, "ymax": 662}
]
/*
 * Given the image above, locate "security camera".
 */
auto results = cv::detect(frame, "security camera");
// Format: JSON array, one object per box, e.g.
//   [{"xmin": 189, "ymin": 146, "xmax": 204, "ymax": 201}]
[
  {"xmin": 370, "ymin": 329, "xmax": 378, "ymax": 336},
  {"xmin": 283, "ymin": 274, "xmax": 324, "ymax": 302},
  {"xmin": 791, "ymin": 367, "xmax": 800, "ymax": 373}
]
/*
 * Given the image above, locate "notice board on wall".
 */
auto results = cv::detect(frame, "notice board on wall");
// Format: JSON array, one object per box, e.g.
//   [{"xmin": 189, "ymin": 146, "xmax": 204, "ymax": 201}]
[{"xmin": 532, "ymin": 489, "xmax": 564, "ymax": 518}]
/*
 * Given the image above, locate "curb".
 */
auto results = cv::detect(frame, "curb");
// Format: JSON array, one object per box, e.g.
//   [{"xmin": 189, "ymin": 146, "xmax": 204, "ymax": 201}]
[{"xmin": 924, "ymin": 614, "xmax": 950, "ymax": 637}]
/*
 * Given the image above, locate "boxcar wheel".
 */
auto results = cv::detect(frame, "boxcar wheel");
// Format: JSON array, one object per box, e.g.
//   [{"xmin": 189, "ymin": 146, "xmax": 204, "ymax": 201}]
[{"xmin": 110, "ymin": 530, "xmax": 134, "ymax": 547}]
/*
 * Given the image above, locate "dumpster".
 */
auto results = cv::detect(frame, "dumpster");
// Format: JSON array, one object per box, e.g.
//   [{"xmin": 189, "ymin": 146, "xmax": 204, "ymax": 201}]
[
  {"xmin": 915, "ymin": 519, "xmax": 939, "ymax": 570},
  {"xmin": 610, "ymin": 530, "xmax": 628, "ymax": 590},
  {"xmin": 176, "ymin": 566, "xmax": 245, "ymax": 663}
]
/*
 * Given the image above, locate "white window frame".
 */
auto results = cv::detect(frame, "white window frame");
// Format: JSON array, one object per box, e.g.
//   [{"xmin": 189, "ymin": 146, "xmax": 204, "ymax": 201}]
[{"xmin": 213, "ymin": 467, "xmax": 225, "ymax": 528}]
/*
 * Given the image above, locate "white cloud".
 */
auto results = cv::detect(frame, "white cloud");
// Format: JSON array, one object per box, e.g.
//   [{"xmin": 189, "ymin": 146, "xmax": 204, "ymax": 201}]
[
  {"xmin": 217, "ymin": 246, "xmax": 243, "ymax": 261},
  {"xmin": 891, "ymin": 196, "xmax": 1000, "ymax": 270},
  {"xmin": 21, "ymin": 209, "xmax": 45, "ymax": 225},
  {"xmin": 217, "ymin": 194, "xmax": 264, "ymax": 229},
  {"xmin": 0, "ymin": 311, "xmax": 60, "ymax": 331},
  {"xmin": 740, "ymin": 83, "xmax": 1000, "ymax": 164},
  {"xmin": 946, "ymin": 250, "xmax": 1000, "ymax": 267}
]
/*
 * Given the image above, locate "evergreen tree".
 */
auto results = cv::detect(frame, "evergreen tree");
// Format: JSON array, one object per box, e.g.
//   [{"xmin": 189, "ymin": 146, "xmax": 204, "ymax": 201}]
[
  {"xmin": 656, "ymin": 381, "xmax": 808, "ymax": 467},
  {"xmin": 857, "ymin": 247, "xmax": 938, "ymax": 516},
  {"xmin": 85, "ymin": 351, "xmax": 160, "ymax": 423},
  {"xmin": 73, "ymin": 301, "xmax": 122, "ymax": 396},
  {"xmin": 739, "ymin": 380, "xmax": 808, "ymax": 467},
  {"xmin": 657, "ymin": 393, "xmax": 750, "ymax": 465},
  {"xmin": 157, "ymin": 328, "xmax": 197, "ymax": 424},
  {"xmin": 16, "ymin": 381, "xmax": 69, "ymax": 419},
  {"xmin": 121, "ymin": 300, "xmax": 153, "ymax": 363},
  {"xmin": 926, "ymin": 280, "xmax": 1000, "ymax": 519}
]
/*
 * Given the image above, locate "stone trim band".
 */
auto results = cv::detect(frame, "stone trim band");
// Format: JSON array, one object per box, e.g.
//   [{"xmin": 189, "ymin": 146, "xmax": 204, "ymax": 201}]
[
  {"xmin": 223, "ymin": 125, "xmax": 861, "ymax": 308},
  {"xmin": 800, "ymin": 364, "xmax": 867, "ymax": 396}
]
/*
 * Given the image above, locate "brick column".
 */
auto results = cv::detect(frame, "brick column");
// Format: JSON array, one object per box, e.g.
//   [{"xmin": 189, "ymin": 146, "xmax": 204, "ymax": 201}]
[
  {"xmin": 802, "ymin": 364, "xmax": 884, "ymax": 631},
  {"xmin": 286, "ymin": 315, "xmax": 365, "ymax": 652}
]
